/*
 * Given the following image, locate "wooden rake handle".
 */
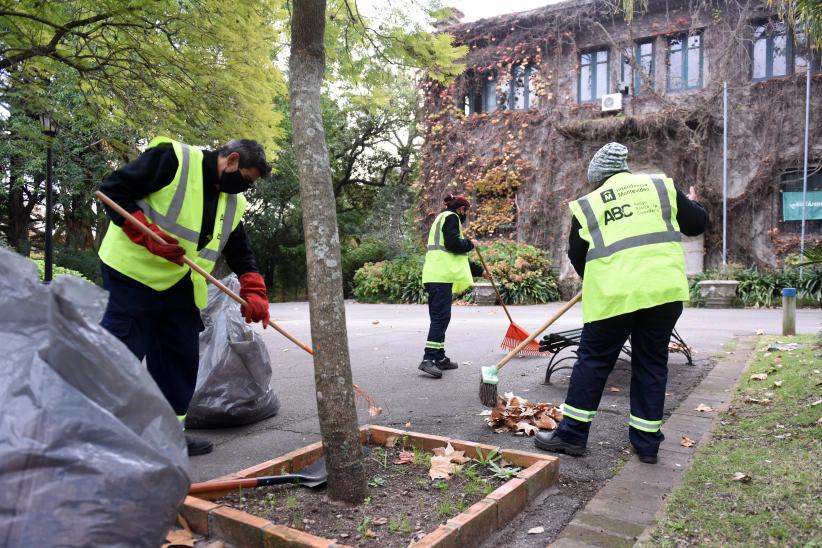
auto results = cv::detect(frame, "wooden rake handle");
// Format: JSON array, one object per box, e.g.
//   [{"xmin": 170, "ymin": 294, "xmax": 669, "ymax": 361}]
[
  {"xmin": 474, "ymin": 246, "xmax": 513, "ymax": 324},
  {"xmin": 493, "ymin": 292, "xmax": 581, "ymax": 372},
  {"xmin": 95, "ymin": 191, "xmax": 314, "ymax": 355}
]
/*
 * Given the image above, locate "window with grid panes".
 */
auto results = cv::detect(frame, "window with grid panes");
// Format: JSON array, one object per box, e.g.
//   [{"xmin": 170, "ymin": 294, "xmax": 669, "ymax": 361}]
[
  {"xmin": 667, "ymin": 32, "xmax": 702, "ymax": 91},
  {"xmin": 752, "ymin": 21, "xmax": 791, "ymax": 80},
  {"xmin": 579, "ymin": 48, "xmax": 609, "ymax": 102}
]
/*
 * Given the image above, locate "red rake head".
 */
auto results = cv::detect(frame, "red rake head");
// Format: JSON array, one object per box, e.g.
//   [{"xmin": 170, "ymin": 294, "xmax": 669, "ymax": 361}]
[{"xmin": 501, "ymin": 322, "xmax": 543, "ymax": 357}]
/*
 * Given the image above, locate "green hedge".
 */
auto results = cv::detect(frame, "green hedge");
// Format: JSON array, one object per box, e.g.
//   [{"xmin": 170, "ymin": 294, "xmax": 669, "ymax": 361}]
[
  {"xmin": 689, "ymin": 264, "xmax": 822, "ymax": 308},
  {"xmin": 352, "ymin": 240, "xmax": 558, "ymax": 305},
  {"xmin": 30, "ymin": 259, "xmax": 91, "ymax": 283}
]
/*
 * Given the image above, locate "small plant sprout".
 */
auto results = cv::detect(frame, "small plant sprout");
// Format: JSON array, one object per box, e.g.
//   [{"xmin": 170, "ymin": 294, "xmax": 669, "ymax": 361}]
[
  {"xmin": 437, "ymin": 500, "xmax": 455, "ymax": 517},
  {"xmin": 472, "ymin": 446, "xmax": 501, "ymax": 467},
  {"xmin": 488, "ymin": 460, "xmax": 522, "ymax": 480},
  {"xmin": 285, "ymin": 494, "xmax": 298, "ymax": 510},
  {"xmin": 368, "ymin": 475, "xmax": 386, "ymax": 487},
  {"xmin": 356, "ymin": 516, "xmax": 372, "ymax": 535},
  {"xmin": 432, "ymin": 480, "xmax": 449, "ymax": 491}
]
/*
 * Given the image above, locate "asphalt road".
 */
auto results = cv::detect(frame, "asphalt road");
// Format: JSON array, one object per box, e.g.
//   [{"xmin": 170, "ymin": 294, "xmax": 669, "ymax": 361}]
[{"xmin": 188, "ymin": 301, "xmax": 819, "ymax": 544}]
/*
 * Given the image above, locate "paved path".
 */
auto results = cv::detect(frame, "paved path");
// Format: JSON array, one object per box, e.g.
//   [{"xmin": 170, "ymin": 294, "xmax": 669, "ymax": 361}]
[
  {"xmin": 552, "ymin": 337, "xmax": 758, "ymax": 547},
  {"xmin": 187, "ymin": 302, "xmax": 819, "ymax": 545}
]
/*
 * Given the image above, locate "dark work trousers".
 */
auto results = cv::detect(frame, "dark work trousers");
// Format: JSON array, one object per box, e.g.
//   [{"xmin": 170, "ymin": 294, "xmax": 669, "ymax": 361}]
[
  {"xmin": 423, "ymin": 282, "xmax": 453, "ymax": 361},
  {"xmin": 100, "ymin": 263, "xmax": 202, "ymax": 416},
  {"xmin": 554, "ymin": 301, "xmax": 683, "ymax": 456}
]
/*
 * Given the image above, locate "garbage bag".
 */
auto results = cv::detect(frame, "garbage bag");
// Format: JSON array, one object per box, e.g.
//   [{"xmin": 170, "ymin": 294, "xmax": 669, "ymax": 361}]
[
  {"xmin": 185, "ymin": 274, "xmax": 279, "ymax": 428},
  {"xmin": 0, "ymin": 249, "xmax": 189, "ymax": 548}
]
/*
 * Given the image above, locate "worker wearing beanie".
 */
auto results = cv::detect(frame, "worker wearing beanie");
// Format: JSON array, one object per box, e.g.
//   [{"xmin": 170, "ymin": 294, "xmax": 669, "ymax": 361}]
[
  {"xmin": 98, "ymin": 137, "xmax": 272, "ymax": 456},
  {"xmin": 419, "ymin": 194, "xmax": 486, "ymax": 378},
  {"xmin": 534, "ymin": 142, "xmax": 708, "ymax": 463}
]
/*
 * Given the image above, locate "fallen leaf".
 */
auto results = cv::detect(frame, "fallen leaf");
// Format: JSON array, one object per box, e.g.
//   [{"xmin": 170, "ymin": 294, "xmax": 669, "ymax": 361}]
[
  {"xmin": 755, "ymin": 328, "xmax": 765, "ymax": 335},
  {"xmin": 462, "ymin": 361, "xmax": 473, "ymax": 365},
  {"xmin": 479, "ymin": 410, "xmax": 492, "ymax": 416},
  {"xmin": 516, "ymin": 421, "xmax": 539, "ymax": 436},
  {"xmin": 680, "ymin": 436, "xmax": 696, "ymax": 448},
  {"xmin": 695, "ymin": 404, "xmax": 714, "ymax": 412},
  {"xmin": 744, "ymin": 396, "xmax": 772, "ymax": 405},
  {"xmin": 405, "ymin": 421, "xmax": 412, "ymax": 427},
  {"xmin": 732, "ymin": 472, "xmax": 752, "ymax": 483},
  {"xmin": 817, "ymin": 418, "xmax": 822, "ymax": 427},
  {"xmin": 368, "ymin": 405, "xmax": 383, "ymax": 417},
  {"xmin": 429, "ymin": 455, "xmax": 457, "ymax": 479},
  {"xmin": 163, "ymin": 529, "xmax": 195, "ymax": 548},
  {"xmin": 384, "ymin": 435, "xmax": 399, "ymax": 447},
  {"xmin": 773, "ymin": 380, "xmax": 783, "ymax": 387},
  {"xmin": 750, "ymin": 373, "xmax": 768, "ymax": 381},
  {"xmin": 811, "ymin": 399, "xmax": 822, "ymax": 407},
  {"xmin": 364, "ymin": 529, "xmax": 377, "ymax": 538},
  {"xmin": 372, "ymin": 517, "xmax": 389, "ymax": 526},
  {"xmin": 534, "ymin": 415, "xmax": 558, "ymax": 430},
  {"xmin": 393, "ymin": 451, "xmax": 414, "ymax": 465},
  {"xmin": 371, "ymin": 321, "xmax": 380, "ymax": 325},
  {"xmin": 527, "ymin": 526, "xmax": 544, "ymax": 534},
  {"xmin": 608, "ymin": 386, "xmax": 621, "ymax": 392}
]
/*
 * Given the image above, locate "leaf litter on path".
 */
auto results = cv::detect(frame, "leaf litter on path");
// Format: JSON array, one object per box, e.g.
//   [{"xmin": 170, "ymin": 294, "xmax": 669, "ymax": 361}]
[{"xmin": 485, "ymin": 392, "xmax": 562, "ymax": 436}]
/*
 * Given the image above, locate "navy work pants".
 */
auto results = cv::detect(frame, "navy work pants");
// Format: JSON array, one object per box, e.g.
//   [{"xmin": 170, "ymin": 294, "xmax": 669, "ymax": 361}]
[
  {"xmin": 423, "ymin": 282, "xmax": 452, "ymax": 361},
  {"xmin": 100, "ymin": 263, "xmax": 202, "ymax": 416},
  {"xmin": 554, "ymin": 301, "xmax": 683, "ymax": 456}
]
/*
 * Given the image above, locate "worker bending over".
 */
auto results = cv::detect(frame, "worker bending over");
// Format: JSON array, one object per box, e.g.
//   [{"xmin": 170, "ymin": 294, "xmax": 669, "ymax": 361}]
[
  {"xmin": 535, "ymin": 142, "xmax": 708, "ymax": 464},
  {"xmin": 98, "ymin": 137, "xmax": 272, "ymax": 456}
]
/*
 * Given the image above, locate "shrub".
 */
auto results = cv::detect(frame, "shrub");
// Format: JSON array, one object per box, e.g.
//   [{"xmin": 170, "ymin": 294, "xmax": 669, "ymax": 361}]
[
  {"xmin": 689, "ymin": 264, "xmax": 822, "ymax": 308},
  {"xmin": 479, "ymin": 240, "xmax": 559, "ymax": 304},
  {"xmin": 352, "ymin": 240, "xmax": 559, "ymax": 305},
  {"xmin": 352, "ymin": 254, "xmax": 424, "ymax": 304},
  {"xmin": 342, "ymin": 240, "xmax": 392, "ymax": 296},
  {"xmin": 56, "ymin": 246, "xmax": 103, "ymax": 286},
  {"xmin": 30, "ymin": 258, "xmax": 91, "ymax": 283}
]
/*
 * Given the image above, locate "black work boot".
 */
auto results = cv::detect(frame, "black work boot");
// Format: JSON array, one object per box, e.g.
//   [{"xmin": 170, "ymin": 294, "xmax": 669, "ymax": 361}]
[
  {"xmin": 418, "ymin": 359, "xmax": 443, "ymax": 378},
  {"xmin": 435, "ymin": 356, "xmax": 459, "ymax": 370},
  {"xmin": 534, "ymin": 431, "xmax": 585, "ymax": 456},
  {"xmin": 632, "ymin": 445, "xmax": 658, "ymax": 464},
  {"xmin": 186, "ymin": 434, "xmax": 214, "ymax": 456}
]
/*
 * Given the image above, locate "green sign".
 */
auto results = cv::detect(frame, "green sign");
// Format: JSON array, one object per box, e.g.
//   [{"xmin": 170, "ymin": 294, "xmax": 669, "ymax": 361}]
[{"xmin": 782, "ymin": 191, "xmax": 822, "ymax": 221}]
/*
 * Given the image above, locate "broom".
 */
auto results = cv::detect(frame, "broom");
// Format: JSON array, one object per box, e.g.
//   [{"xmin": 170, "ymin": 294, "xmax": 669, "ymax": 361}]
[
  {"xmin": 479, "ymin": 292, "xmax": 582, "ymax": 407},
  {"xmin": 474, "ymin": 247, "xmax": 541, "ymax": 357}
]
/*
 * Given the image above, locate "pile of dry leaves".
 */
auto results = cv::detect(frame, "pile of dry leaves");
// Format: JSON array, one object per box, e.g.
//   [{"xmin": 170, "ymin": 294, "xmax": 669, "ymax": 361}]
[{"xmin": 483, "ymin": 392, "xmax": 563, "ymax": 436}]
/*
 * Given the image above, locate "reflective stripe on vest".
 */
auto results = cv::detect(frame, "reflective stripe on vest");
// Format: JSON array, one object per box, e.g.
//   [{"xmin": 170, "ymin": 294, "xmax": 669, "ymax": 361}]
[
  {"xmin": 426, "ymin": 213, "xmax": 448, "ymax": 251},
  {"xmin": 577, "ymin": 176, "xmax": 680, "ymax": 262},
  {"xmin": 561, "ymin": 403, "xmax": 597, "ymax": 423},
  {"xmin": 629, "ymin": 414, "xmax": 662, "ymax": 433}
]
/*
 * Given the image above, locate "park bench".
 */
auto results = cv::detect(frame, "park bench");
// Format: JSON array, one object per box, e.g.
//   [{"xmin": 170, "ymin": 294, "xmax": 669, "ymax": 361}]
[{"xmin": 538, "ymin": 327, "xmax": 694, "ymax": 384}]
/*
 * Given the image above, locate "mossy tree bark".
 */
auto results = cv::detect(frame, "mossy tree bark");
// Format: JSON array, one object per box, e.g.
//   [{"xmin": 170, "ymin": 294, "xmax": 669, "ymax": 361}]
[{"xmin": 288, "ymin": 0, "xmax": 367, "ymax": 503}]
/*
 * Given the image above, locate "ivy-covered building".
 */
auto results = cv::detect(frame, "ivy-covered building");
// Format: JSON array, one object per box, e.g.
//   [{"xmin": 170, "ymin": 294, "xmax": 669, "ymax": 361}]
[{"xmin": 418, "ymin": 0, "xmax": 821, "ymax": 291}]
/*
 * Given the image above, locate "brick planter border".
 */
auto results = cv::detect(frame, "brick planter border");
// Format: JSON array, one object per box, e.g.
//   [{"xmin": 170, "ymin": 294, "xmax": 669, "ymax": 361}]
[{"xmin": 181, "ymin": 425, "xmax": 559, "ymax": 547}]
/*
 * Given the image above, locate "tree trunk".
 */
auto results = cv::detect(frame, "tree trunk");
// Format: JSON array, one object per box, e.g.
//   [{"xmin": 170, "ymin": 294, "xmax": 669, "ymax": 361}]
[
  {"xmin": 289, "ymin": 0, "xmax": 367, "ymax": 503},
  {"xmin": 7, "ymin": 170, "xmax": 32, "ymax": 256}
]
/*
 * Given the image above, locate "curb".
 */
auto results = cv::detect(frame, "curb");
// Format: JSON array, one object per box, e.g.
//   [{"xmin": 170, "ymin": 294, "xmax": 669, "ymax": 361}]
[{"xmin": 550, "ymin": 336, "xmax": 758, "ymax": 547}]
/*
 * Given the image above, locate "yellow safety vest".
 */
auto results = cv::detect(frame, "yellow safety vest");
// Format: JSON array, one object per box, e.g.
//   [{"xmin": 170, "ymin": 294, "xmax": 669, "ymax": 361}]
[
  {"xmin": 421, "ymin": 210, "xmax": 474, "ymax": 294},
  {"xmin": 568, "ymin": 172, "xmax": 688, "ymax": 323},
  {"xmin": 99, "ymin": 137, "xmax": 246, "ymax": 309}
]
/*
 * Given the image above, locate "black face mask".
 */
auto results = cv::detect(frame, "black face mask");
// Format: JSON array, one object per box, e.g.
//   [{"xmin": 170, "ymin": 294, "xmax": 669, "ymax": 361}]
[
  {"xmin": 218, "ymin": 170, "xmax": 250, "ymax": 194},
  {"xmin": 459, "ymin": 213, "xmax": 467, "ymax": 225}
]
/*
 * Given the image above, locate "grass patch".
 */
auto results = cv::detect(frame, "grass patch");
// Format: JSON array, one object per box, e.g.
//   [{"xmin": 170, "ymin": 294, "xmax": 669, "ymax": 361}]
[{"xmin": 649, "ymin": 334, "xmax": 822, "ymax": 546}]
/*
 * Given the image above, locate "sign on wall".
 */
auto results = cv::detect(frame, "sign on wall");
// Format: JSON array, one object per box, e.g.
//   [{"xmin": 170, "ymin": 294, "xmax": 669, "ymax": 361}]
[{"xmin": 782, "ymin": 191, "xmax": 822, "ymax": 221}]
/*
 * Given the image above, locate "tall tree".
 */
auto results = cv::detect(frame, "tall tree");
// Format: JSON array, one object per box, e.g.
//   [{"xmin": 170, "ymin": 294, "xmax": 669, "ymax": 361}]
[{"xmin": 289, "ymin": 0, "xmax": 367, "ymax": 502}]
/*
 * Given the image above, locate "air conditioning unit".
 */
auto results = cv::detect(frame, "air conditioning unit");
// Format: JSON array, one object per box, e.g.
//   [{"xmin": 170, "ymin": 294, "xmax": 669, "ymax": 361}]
[{"xmin": 601, "ymin": 93, "xmax": 623, "ymax": 112}]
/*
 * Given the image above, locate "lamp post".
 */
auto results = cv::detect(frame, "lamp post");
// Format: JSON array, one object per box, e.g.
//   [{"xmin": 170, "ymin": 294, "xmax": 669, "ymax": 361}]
[{"xmin": 39, "ymin": 114, "xmax": 58, "ymax": 283}]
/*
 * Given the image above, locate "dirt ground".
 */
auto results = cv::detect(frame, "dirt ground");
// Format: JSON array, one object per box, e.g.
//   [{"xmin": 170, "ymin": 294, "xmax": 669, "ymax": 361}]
[{"xmin": 215, "ymin": 445, "xmax": 507, "ymax": 546}]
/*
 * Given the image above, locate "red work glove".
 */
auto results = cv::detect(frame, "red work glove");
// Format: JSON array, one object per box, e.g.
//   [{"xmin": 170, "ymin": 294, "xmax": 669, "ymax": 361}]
[
  {"xmin": 122, "ymin": 210, "xmax": 185, "ymax": 265},
  {"xmin": 239, "ymin": 272, "xmax": 270, "ymax": 327}
]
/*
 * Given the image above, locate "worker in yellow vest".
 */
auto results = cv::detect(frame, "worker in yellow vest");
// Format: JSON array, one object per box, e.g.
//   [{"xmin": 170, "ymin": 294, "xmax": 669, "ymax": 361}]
[
  {"xmin": 98, "ymin": 138, "xmax": 272, "ymax": 456},
  {"xmin": 419, "ymin": 194, "xmax": 486, "ymax": 378},
  {"xmin": 534, "ymin": 142, "xmax": 708, "ymax": 464}
]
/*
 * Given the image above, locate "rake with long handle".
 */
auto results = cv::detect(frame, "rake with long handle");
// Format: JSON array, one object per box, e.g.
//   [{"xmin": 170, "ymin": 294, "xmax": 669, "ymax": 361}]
[
  {"xmin": 95, "ymin": 191, "xmax": 314, "ymax": 355},
  {"xmin": 474, "ymin": 247, "xmax": 541, "ymax": 357},
  {"xmin": 479, "ymin": 292, "xmax": 582, "ymax": 407}
]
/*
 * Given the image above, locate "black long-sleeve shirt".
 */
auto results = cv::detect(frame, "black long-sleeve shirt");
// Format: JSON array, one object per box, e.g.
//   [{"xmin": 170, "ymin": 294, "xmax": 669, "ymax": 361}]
[
  {"xmin": 100, "ymin": 144, "xmax": 258, "ymax": 275},
  {"xmin": 567, "ymin": 186, "xmax": 709, "ymax": 277},
  {"xmin": 441, "ymin": 212, "xmax": 484, "ymax": 277}
]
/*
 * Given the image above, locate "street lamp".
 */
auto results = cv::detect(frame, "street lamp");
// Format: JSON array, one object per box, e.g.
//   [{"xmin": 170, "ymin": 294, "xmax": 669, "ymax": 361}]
[{"xmin": 39, "ymin": 114, "xmax": 58, "ymax": 283}]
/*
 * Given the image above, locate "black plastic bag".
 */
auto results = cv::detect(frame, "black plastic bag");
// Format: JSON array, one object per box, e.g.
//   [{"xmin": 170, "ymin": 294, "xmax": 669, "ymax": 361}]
[
  {"xmin": 0, "ymin": 249, "xmax": 189, "ymax": 548},
  {"xmin": 185, "ymin": 274, "xmax": 279, "ymax": 428}
]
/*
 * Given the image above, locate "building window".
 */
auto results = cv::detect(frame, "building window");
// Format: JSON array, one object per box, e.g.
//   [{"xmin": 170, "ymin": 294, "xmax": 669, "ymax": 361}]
[
  {"xmin": 621, "ymin": 40, "xmax": 655, "ymax": 95},
  {"xmin": 667, "ymin": 32, "xmax": 702, "ymax": 91},
  {"xmin": 461, "ymin": 71, "xmax": 498, "ymax": 115},
  {"xmin": 579, "ymin": 48, "xmax": 609, "ymax": 102},
  {"xmin": 752, "ymin": 21, "xmax": 792, "ymax": 80},
  {"xmin": 506, "ymin": 64, "xmax": 536, "ymax": 110}
]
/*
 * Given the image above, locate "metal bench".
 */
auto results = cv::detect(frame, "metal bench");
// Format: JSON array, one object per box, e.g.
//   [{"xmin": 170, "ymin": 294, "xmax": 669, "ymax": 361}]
[{"xmin": 538, "ymin": 327, "xmax": 694, "ymax": 384}]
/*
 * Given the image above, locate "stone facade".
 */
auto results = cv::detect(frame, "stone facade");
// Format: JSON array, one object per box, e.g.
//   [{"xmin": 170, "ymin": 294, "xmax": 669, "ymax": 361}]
[{"xmin": 418, "ymin": 0, "xmax": 821, "ymax": 285}]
